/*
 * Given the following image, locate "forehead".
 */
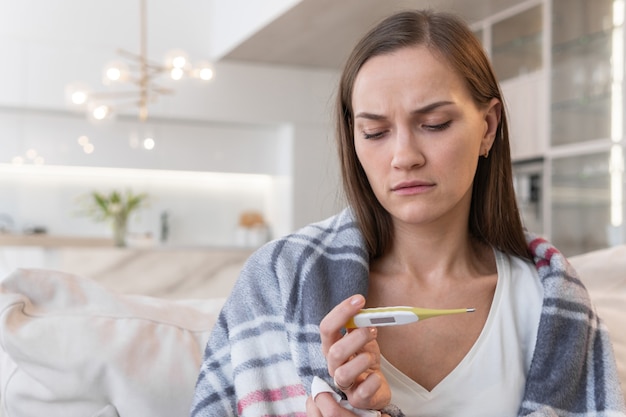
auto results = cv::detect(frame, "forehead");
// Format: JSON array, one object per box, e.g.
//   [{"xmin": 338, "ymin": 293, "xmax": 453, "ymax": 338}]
[{"xmin": 351, "ymin": 46, "xmax": 472, "ymax": 110}]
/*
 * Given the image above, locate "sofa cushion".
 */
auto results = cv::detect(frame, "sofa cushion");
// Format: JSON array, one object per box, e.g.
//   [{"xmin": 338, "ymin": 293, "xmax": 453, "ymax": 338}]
[
  {"xmin": 569, "ymin": 244, "xmax": 626, "ymax": 400},
  {"xmin": 0, "ymin": 268, "xmax": 224, "ymax": 417}
]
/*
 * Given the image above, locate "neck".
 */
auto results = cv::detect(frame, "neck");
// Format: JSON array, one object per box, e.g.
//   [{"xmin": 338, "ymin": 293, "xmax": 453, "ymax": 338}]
[{"xmin": 374, "ymin": 218, "xmax": 495, "ymax": 288}]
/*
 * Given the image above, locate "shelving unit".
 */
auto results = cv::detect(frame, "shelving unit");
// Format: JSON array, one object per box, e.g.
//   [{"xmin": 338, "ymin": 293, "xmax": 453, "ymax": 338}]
[
  {"xmin": 474, "ymin": 0, "xmax": 626, "ymax": 256},
  {"xmin": 549, "ymin": 0, "xmax": 623, "ymax": 255},
  {"xmin": 491, "ymin": 5, "xmax": 543, "ymax": 81},
  {"xmin": 550, "ymin": 8, "xmax": 614, "ymax": 132}
]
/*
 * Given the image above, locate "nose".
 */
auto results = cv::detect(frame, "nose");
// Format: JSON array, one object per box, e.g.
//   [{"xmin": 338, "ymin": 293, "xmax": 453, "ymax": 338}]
[{"xmin": 390, "ymin": 127, "xmax": 425, "ymax": 170}]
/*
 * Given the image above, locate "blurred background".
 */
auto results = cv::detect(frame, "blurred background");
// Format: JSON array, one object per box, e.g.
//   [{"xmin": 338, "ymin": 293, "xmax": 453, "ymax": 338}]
[{"xmin": 0, "ymin": 0, "xmax": 624, "ymax": 257}]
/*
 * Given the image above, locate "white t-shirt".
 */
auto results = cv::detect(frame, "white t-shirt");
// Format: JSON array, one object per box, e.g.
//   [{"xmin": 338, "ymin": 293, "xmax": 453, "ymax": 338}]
[{"xmin": 381, "ymin": 250, "xmax": 543, "ymax": 417}]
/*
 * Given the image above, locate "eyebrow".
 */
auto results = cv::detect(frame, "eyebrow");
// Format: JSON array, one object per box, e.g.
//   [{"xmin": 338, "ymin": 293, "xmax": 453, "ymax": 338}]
[{"xmin": 354, "ymin": 100, "xmax": 455, "ymax": 120}]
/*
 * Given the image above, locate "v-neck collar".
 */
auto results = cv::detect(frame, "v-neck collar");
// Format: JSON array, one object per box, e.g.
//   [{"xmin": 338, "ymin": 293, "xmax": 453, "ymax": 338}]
[{"xmin": 380, "ymin": 249, "xmax": 506, "ymax": 397}]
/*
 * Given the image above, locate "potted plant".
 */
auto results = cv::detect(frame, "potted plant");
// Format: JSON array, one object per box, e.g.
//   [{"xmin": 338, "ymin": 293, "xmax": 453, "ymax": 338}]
[{"xmin": 78, "ymin": 189, "xmax": 149, "ymax": 247}]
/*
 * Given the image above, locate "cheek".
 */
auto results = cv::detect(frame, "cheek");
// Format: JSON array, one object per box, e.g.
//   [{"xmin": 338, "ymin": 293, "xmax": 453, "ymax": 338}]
[
  {"xmin": 449, "ymin": 125, "xmax": 483, "ymax": 162},
  {"xmin": 433, "ymin": 137, "xmax": 479, "ymax": 182},
  {"xmin": 354, "ymin": 141, "xmax": 369, "ymax": 171},
  {"xmin": 355, "ymin": 143, "xmax": 380, "ymax": 176},
  {"xmin": 355, "ymin": 143, "xmax": 385, "ymax": 191},
  {"xmin": 446, "ymin": 144, "xmax": 480, "ymax": 185}
]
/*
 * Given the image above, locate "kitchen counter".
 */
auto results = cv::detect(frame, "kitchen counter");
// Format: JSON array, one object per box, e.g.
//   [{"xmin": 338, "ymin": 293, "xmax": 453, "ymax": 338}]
[{"xmin": 0, "ymin": 234, "xmax": 114, "ymax": 247}]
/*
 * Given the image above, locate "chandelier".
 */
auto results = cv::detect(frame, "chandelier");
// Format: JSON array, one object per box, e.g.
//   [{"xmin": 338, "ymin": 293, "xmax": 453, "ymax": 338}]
[{"xmin": 65, "ymin": 0, "xmax": 214, "ymax": 122}]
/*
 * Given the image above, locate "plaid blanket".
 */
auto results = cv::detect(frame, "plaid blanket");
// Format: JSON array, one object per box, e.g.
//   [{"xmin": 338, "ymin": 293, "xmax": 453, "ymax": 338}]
[{"xmin": 190, "ymin": 208, "xmax": 626, "ymax": 416}]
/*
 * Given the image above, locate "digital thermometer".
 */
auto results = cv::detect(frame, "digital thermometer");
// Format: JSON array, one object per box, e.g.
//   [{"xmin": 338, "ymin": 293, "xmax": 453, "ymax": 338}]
[{"xmin": 345, "ymin": 306, "xmax": 475, "ymax": 328}]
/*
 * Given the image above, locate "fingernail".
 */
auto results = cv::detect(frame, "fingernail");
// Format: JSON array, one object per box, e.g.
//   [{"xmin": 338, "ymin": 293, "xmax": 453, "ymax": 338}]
[
  {"xmin": 350, "ymin": 295, "xmax": 363, "ymax": 306},
  {"xmin": 370, "ymin": 327, "xmax": 377, "ymax": 337}
]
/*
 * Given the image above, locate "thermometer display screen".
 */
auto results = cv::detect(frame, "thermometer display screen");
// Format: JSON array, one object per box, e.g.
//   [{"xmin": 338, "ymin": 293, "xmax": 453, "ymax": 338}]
[{"xmin": 370, "ymin": 316, "xmax": 396, "ymax": 325}]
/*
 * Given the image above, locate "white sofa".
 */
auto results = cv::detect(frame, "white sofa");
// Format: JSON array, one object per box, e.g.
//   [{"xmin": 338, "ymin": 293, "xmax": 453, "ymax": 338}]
[{"xmin": 0, "ymin": 244, "xmax": 624, "ymax": 416}]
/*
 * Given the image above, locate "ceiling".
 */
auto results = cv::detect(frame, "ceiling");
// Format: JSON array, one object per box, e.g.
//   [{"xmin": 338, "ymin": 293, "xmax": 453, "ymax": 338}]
[
  {"xmin": 0, "ymin": 0, "xmax": 524, "ymax": 73},
  {"xmin": 223, "ymin": 0, "xmax": 525, "ymax": 69}
]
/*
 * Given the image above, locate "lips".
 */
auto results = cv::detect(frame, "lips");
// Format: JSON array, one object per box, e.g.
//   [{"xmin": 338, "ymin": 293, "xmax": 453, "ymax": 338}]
[{"xmin": 391, "ymin": 180, "xmax": 435, "ymax": 194}]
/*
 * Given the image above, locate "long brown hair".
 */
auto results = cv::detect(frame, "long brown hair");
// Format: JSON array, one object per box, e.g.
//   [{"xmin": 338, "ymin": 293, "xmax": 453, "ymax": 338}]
[{"xmin": 336, "ymin": 10, "xmax": 530, "ymax": 260}]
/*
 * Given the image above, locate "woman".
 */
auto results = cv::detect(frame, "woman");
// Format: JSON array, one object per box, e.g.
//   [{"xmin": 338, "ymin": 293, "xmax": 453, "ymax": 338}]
[{"xmin": 190, "ymin": 10, "xmax": 626, "ymax": 417}]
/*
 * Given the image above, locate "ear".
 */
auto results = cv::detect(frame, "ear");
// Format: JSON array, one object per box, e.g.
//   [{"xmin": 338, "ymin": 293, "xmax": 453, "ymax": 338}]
[{"xmin": 481, "ymin": 98, "xmax": 501, "ymax": 155}]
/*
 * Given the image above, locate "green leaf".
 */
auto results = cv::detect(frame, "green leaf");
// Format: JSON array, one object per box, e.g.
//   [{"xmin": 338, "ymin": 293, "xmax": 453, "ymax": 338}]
[{"xmin": 75, "ymin": 188, "xmax": 149, "ymax": 224}]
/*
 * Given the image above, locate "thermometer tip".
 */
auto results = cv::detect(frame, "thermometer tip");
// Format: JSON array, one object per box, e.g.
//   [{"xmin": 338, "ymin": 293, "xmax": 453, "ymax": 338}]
[{"xmin": 467, "ymin": 308, "xmax": 476, "ymax": 313}]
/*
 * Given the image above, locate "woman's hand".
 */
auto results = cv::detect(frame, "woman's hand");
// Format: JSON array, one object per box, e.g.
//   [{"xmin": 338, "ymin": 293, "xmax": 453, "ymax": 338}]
[
  {"xmin": 318, "ymin": 294, "xmax": 391, "ymax": 411},
  {"xmin": 306, "ymin": 396, "xmax": 391, "ymax": 417}
]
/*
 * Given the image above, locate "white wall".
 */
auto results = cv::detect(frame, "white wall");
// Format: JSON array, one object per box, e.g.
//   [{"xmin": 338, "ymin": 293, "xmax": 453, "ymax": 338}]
[
  {"xmin": 291, "ymin": 123, "xmax": 344, "ymax": 228},
  {"xmin": 0, "ymin": 9, "xmax": 342, "ymax": 246},
  {"xmin": 208, "ymin": 0, "xmax": 303, "ymax": 61},
  {"xmin": 0, "ymin": 109, "xmax": 285, "ymax": 174}
]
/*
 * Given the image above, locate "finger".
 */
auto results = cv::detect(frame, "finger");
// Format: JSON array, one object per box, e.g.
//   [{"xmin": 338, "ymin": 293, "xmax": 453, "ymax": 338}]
[
  {"xmin": 305, "ymin": 396, "xmax": 322, "ymax": 417},
  {"xmin": 328, "ymin": 327, "xmax": 378, "ymax": 379},
  {"xmin": 319, "ymin": 295, "xmax": 365, "ymax": 355},
  {"xmin": 349, "ymin": 371, "xmax": 391, "ymax": 411},
  {"xmin": 313, "ymin": 392, "xmax": 359, "ymax": 417},
  {"xmin": 327, "ymin": 327, "xmax": 376, "ymax": 367},
  {"xmin": 332, "ymin": 340, "xmax": 377, "ymax": 388}
]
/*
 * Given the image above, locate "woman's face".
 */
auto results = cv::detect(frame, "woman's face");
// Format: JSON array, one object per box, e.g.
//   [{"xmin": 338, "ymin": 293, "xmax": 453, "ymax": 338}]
[{"xmin": 352, "ymin": 45, "xmax": 500, "ymax": 231}]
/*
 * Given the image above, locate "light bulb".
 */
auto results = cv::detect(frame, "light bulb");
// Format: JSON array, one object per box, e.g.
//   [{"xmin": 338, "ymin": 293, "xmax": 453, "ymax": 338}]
[
  {"xmin": 92, "ymin": 105, "xmax": 111, "ymax": 120},
  {"xmin": 65, "ymin": 82, "xmax": 91, "ymax": 108},
  {"xmin": 71, "ymin": 91, "xmax": 88, "ymax": 105},
  {"xmin": 172, "ymin": 56, "xmax": 187, "ymax": 68},
  {"xmin": 83, "ymin": 143, "xmax": 95, "ymax": 154},
  {"xmin": 106, "ymin": 67, "xmax": 121, "ymax": 81},
  {"xmin": 170, "ymin": 67, "xmax": 184, "ymax": 80},
  {"xmin": 78, "ymin": 135, "xmax": 90, "ymax": 146},
  {"xmin": 143, "ymin": 137, "xmax": 155, "ymax": 150},
  {"xmin": 102, "ymin": 60, "xmax": 129, "ymax": 85},
  {"xmin": 199, "ymin": 67, "xmax": 214, "ymax": 81},
  {"xmin": 165, "ymin": 49, "xmax": 189, "ymax": 70},
  {"xmin": 87, "ymin": 101, "xmax": 115, "ymax": 124},
  {"xmin": 193, "ymin": 61, "xmax": 215, "ymax": 81}
]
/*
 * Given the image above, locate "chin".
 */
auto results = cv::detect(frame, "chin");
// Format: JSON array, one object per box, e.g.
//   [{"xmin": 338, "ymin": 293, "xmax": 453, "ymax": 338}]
[
  {"xmin": 388, "ymin": 203, "xmax": 465, "ymax": 229},
  {"xmin": 389, "ymin": 210, "xmax": 436, "ymax": 226}
]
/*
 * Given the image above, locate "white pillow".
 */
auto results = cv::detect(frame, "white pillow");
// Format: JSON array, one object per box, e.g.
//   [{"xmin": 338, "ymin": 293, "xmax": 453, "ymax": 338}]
[
  {"xmin": 568, "ymin": 244, "xmax": 626, "ymax": 293},
  {"xmin": 569, "ymin": 245, "xmax": 626, "ymax": 400},
  {"xmin": 0, "ymin": 268, "xmax": 224, "ymax": 417}
]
